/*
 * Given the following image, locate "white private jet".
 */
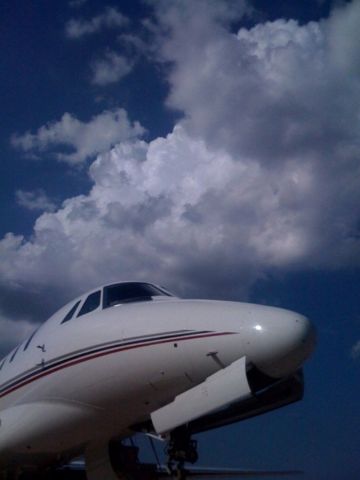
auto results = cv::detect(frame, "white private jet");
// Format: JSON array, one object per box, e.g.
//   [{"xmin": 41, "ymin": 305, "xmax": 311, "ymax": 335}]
[{"xmin": 0, "ymin": 282, "xmax": 316, "ymax": 480}]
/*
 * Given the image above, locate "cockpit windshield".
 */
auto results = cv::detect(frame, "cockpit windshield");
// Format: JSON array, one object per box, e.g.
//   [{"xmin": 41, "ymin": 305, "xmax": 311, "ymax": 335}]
[{"xmin": 103, "ymin": 282, "xmax": 173, "ymax": 308}]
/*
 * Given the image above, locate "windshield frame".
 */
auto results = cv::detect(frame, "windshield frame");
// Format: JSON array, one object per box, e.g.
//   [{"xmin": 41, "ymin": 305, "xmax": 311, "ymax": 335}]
[{"xmin": 102, "ymin": 282, "xmax": 174, "ymax": 309}]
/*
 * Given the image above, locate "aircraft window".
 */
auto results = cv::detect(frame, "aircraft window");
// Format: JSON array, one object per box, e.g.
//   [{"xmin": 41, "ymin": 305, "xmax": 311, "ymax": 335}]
[
  {"xmin": 10, "ymin": 346, "xmax": 19, "ymax": 363},
  {"xmin": 77, "ymin": 291, "xmax": 101, "ymax": 317},
  {"xmin": 23, "ymin": 327, "xmax": 39, "ymax": 351},
  {"xmin": 61, "ymin": 300, "xmax": 81, "ymax": 324},
  {"xmin": 103, "ymin": 282, "xmax": 173, "ymax": 308}
]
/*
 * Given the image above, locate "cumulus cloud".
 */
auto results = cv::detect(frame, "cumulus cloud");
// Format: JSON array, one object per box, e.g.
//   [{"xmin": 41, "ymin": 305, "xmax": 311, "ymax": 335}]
[
  {"xmin": 2, "ymin": 0, "xmax": 360, "ymax": 355},
  {"xmin": 65, "ymin": 7, "xmax": 128, "ymax": 38},
  {"xmin": 16, "ymin": 189, "xmax": 57, "ymax": 212},
  {"xmin": 155, "ymin": 1, "xmax": 357, "ymax": 167},
  {"xmin": 1, "ymin": 127, "xmax": 262, "ymax": 311},
  {"xmin": 150, "ymin": 0, "xmax": 360, "ymax": 264},
  {"xmin": 11, "ymin": 109, "xmax": 145, "ymax": 165},
  {"xmin": 91, "ymin": 50, "xmax": 133, "ymax": 85}
]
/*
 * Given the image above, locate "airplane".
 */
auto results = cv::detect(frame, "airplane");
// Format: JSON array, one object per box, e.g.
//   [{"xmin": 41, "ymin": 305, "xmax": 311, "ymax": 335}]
[{"xmin": 0, "ymin": 281, "xmax": 316, "ymax": 480}]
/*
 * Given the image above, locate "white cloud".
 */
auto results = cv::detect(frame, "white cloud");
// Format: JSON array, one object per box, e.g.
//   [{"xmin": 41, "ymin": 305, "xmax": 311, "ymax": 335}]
[
  {"xmin": 65, "ymin": 7, "xmax": 128, "ymax": 38},
  {"xmin": 1, "ymin": 127, "xmax": 263, "ymax": 306},
  {"xmin": 91, "ymin": 51, "xmax": 133, "ymax": 85},
  {"xmin": 2, "ymin": 0, "xmax": 360, "ymax": 331},
  {"xmin": 11, "ymin": 108, "xmax": 145, "ymax": 165},
  {"xmin": 151, "ymin": 0, "xmax": 360, "ymax": 267},
  {"xmin": 152, "ymin": 0, "xmax": 360, "ymax": 176},
  {"xmin": 16, "ymin": 189, "xmax": 57, "ymax": 212},
  {"xmin": 1, "ymin": 114, "xmax": 359, "ymax": 317}
]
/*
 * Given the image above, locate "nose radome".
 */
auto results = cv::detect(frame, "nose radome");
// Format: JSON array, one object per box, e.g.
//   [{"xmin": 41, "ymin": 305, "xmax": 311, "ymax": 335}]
[{"xmin": 244, "ymin": 307, "xmax": 316, "ymax": 378}]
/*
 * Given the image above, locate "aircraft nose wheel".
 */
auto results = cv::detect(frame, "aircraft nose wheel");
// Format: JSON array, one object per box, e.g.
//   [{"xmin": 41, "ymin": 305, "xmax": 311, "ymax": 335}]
[{"xmin": 166, "ymin": 427, "xmax": 198, "ymax": 479}]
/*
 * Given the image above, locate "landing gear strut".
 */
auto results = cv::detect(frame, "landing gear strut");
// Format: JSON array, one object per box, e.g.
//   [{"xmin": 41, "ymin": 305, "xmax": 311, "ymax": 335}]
[{"xmin": 166, "ymin": 427, "xmax": 198, "ymax": 479}]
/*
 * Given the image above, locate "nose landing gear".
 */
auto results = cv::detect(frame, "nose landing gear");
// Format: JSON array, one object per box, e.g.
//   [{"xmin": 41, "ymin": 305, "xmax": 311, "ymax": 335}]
[{"xmin": 166, "ymin": 427, "xmax": 198, "ymax": 480}]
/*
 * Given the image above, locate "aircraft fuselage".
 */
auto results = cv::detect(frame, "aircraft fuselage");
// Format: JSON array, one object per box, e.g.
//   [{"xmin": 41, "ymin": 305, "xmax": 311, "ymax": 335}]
[{"xmin": 0, "ymin": 284, "xmax": 316, "ymax": 475}]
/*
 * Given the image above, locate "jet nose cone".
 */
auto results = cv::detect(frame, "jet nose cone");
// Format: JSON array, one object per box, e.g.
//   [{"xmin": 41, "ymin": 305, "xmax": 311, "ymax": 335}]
[{"xmin": 245, "ymin": 307, "xmax": 316, "ymax": 378}]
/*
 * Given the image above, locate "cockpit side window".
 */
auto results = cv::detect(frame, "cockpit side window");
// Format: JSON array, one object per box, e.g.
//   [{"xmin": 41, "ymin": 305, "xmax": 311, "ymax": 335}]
[
  {"xmin": 61, "ymin": 300, "xmax": 81, "ymax": 324},
  {"xmin": 103, "ymin": 282, "xmax": 172, "ymax": 308},
  {"xmin": 23, "ymin": 327, "xmax": 40, "ymax": 351},
  {"xmin": 9, "ymin": 346, "xmax": 19, "ymax": 363},
  {"xmin": 77, "ymin": 291, "xmax": 101, "ymax": 317}
]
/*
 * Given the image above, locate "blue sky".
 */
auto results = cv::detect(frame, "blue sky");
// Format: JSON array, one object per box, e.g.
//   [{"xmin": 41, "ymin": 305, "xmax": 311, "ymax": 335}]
[{"xmin": 0, "ymin": 0, "xmax": 359, "ymax": 478}]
